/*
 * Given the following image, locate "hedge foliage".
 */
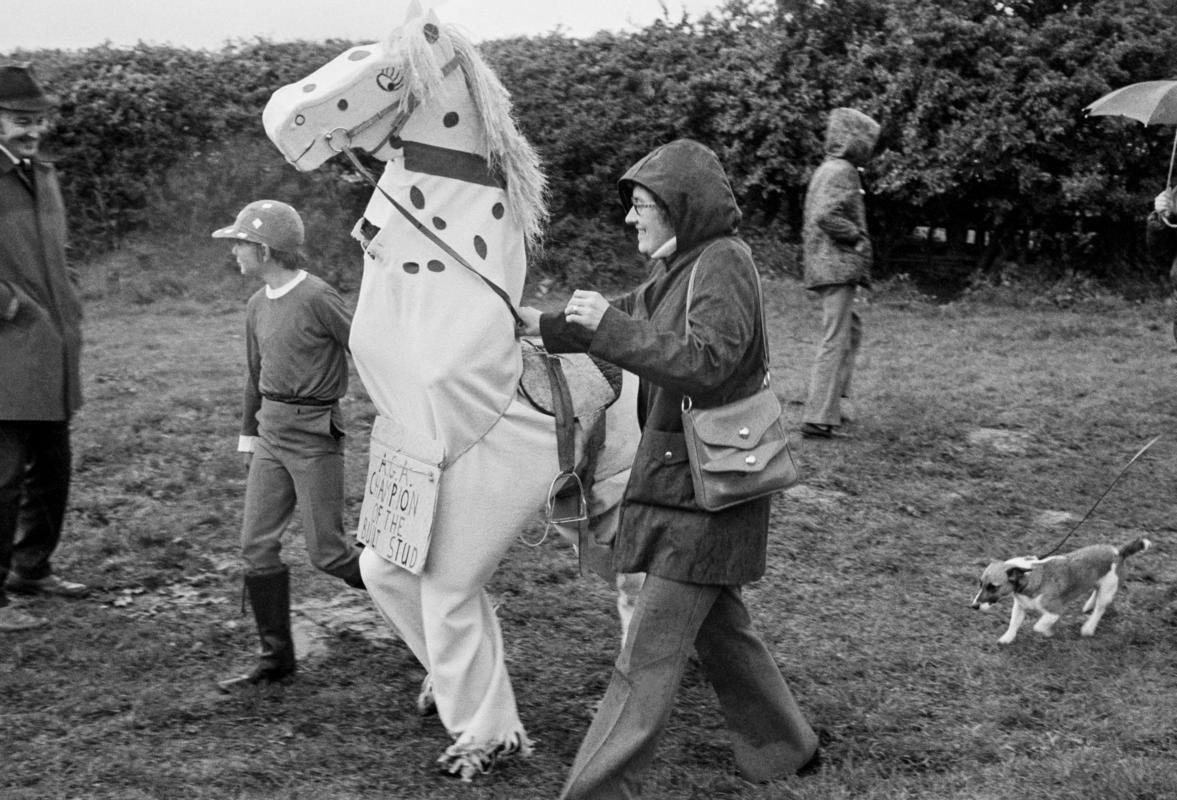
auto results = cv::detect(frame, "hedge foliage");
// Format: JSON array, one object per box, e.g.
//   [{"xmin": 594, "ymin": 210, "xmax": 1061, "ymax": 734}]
[{"xmin": 4, "ymin": 0, "xmax": 1176, "ymax": 291}]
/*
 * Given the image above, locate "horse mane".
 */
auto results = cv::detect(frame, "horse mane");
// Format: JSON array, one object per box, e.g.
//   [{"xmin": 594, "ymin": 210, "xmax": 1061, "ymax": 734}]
[{"xmin": 387, "ymin": 19, "xmax": 549, "ymax": 251}]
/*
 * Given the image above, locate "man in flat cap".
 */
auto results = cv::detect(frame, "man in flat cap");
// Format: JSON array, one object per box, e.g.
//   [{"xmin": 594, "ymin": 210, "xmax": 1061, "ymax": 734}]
[{"xmin": 0, "ymin": 63, "xmax": 89, "ymax": 633}]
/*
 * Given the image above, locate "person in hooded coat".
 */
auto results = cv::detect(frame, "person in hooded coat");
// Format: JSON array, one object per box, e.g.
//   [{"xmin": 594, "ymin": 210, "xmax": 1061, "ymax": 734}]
[
  {"xmin": 799, "ymin": 107, "xmax": 880, "ymax": 439},
  {"xmin": 520, "ymin": 139, "xmax": 818, "ymax": 799}
]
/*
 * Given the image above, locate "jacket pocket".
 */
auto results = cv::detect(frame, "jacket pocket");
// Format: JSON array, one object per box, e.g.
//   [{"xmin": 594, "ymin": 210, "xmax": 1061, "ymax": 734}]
[{"xmin": 623, "ymin": 428, "xmax": 698, "ymax": 511}]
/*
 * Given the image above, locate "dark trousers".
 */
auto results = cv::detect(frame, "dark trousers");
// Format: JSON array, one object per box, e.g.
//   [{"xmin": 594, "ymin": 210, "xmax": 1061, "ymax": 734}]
[
  {"xmin": 0, "ymin": 420, "xmax": 72, "ymax": 607},
  {"xmin": 560, "ymin": 575, "xmax": 817, "ymax": 799}
]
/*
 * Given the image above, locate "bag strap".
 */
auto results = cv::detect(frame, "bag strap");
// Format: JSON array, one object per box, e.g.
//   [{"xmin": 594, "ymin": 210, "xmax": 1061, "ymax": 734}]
[{"xmin": 683, "ymin": 240, "xmax": 771, "ymax": 407}]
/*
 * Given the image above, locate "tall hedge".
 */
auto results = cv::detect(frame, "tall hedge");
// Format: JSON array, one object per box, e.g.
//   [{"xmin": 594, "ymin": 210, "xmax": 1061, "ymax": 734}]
[{"xmin": 4, "ymin": 0, "xmax": 1176, "ymax": 291}]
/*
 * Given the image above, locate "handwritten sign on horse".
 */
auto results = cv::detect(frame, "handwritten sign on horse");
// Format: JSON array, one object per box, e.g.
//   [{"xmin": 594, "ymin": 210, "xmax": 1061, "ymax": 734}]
[{"xmin": 356, "ymin": 415, "xmax": 443, "ymax": 574}]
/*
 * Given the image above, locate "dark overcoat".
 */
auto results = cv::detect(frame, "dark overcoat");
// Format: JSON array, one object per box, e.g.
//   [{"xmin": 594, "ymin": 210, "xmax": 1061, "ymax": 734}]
[
  {"xmin": 541, "ymin": 139, "xmax": 772, "ymax": 585},
  {"xmin": 0, "ymin": 156, "xmax": 83, "ymax": 420}
]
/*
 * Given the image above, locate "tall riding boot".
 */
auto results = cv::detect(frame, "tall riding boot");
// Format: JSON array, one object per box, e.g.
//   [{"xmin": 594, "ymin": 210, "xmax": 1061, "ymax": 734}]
[{"xmin": 217, "ymin": 566, "xmax": 296, "ymax": 692}]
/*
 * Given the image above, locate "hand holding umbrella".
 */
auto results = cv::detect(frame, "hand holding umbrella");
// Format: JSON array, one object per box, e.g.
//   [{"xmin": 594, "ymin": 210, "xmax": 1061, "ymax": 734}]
[{"xmin": 1155, "ymin": 185, "xmax": 1177, "ymax": 228}]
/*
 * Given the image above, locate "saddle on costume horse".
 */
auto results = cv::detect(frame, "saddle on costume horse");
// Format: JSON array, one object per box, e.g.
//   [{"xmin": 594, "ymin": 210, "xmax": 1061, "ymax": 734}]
[
  {"xmin": 518, "ymin": 339, "xmax": 623, "ymax": 524},
  {"xmin": 518, "ymin": 339, "xmax": 623, "ymax": 420}
]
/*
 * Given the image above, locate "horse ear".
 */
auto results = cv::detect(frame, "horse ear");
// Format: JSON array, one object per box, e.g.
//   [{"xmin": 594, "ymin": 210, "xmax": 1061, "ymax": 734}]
[
  {"xmin": 403, "ymin": 0, "xmax": 447, "ymax": 31},
  {"xmin": 420, "ymin": 7, "xmax": 454, "ymax": 60}
]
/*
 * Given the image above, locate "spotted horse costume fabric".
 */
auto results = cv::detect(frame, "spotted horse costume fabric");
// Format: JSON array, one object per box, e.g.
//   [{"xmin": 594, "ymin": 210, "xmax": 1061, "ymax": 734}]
[{"xmin": 261, "ymin": 3, "xmax": 640, "ymax": 781}]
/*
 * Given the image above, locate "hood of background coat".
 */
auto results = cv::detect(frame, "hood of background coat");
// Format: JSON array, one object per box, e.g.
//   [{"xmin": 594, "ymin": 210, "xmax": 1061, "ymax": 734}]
[
  {"xmin": 617, "ymin": 139, "xmax": 741, "ymax": 253},
  {"xmin": 823, "ymin": 107, "xmax": 880, "ymax": 167}
]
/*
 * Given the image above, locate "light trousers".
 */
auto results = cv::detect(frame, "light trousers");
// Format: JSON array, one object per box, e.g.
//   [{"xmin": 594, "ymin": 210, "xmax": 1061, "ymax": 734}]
[
  {"xmin": 560, "ymin": 574, "xmax": 818, "ymax": 799},
  {"xmin": 360, "ymin": 397, "xmax": 561, "ymax": 751},
  {"xmin": 803, "ymin": 284, "xmax": 862, "ymax": 427}
]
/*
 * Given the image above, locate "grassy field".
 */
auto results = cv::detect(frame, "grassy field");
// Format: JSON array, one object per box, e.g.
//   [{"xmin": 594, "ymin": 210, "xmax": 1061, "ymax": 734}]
[{"xmin": 3, "ymin": 240, "xmax": 1176, "ymax": 800}]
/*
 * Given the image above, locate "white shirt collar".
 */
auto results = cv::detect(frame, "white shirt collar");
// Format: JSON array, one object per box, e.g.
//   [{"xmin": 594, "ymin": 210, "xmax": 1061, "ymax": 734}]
[
  {"xmin": 651, "ymin": 236, "xmax": 677, "ymax": 260},
  {"xmin": 0, "ymin": 142, "xmax": 22, "ymax": 166},
  {"xmin": 266, "ymin": 269, "xmax": 307, "ymax": 299}
]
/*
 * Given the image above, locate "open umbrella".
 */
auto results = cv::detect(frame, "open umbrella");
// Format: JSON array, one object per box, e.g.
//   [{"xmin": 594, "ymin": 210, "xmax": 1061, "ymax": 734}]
[{"xmin": 1084, "ymin": 80, "xmax": 1177, "ymax": 186}]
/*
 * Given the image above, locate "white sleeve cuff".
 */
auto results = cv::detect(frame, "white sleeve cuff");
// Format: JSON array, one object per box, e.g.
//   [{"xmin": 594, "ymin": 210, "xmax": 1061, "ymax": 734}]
[{"xmin": 238, "ymin": 435, "xmax": 257, "ymax": 453}]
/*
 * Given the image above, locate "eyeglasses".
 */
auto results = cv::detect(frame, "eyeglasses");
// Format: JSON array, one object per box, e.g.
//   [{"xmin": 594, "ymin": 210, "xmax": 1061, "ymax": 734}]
[{"xmin": 631, "ymin": 200, "xmax": 660, "ymax": 217}]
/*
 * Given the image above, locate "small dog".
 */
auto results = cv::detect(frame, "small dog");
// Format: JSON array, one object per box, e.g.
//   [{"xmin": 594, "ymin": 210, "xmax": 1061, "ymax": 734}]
[{"xmin": 970, "ymin": 537, "xmax": 1152, "ymax": 644}]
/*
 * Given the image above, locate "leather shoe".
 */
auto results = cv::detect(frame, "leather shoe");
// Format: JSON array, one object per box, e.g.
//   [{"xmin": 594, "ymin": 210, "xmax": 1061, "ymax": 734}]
[
  {"xmin": 800, "ymin": 422, "xmax": 850, "ymax": 439},
  {"xmin": 800, "ymin": 422, "xmax": 833, "ymax": 438},
  {"xmin": 216, "ymin": 662, "xmax": 296, "ymax": 693},
  {"xmin": 6, "ymin": 573, "xmax": 90, "ymax": 597},
  {"xmin": 0, "ymin": 605, "xmax": 49, "ymax": 632},
  {"xmin": 216, "ymin": 670, "xmax": 294, "ymax": 693}
]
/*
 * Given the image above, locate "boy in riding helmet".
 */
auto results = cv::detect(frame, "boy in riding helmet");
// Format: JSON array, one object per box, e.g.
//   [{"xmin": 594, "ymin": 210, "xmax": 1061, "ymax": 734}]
[{"xmin": 212, "ymin": 200, "xmax": 365, "ymax": 690}]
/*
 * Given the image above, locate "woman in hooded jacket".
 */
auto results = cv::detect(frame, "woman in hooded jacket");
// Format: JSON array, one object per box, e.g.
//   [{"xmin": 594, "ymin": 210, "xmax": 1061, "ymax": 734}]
[
  {"xmin": 799, "ymin": 107, "xmax": 880, "ymax": 439},
  {"xmin": 519, "ymin": 139, "xmax": 819, "ymax": 799}
]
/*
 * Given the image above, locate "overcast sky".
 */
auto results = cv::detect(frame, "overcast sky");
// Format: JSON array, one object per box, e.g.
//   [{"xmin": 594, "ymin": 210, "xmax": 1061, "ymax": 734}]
[{"xmin": 1, "ymin": 0, "xmax": 730, "ymax": 52}]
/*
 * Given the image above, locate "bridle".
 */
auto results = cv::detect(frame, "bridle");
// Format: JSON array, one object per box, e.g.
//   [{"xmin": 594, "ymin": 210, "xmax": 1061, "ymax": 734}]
[{"xmin": 321, "ymin": 55, "xmax": 462, "ymax": 161}]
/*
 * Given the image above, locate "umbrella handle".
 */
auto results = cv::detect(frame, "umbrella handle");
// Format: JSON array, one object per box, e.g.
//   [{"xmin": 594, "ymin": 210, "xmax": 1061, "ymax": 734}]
[{"xmin": 1170, "ymin": 128, "xmax": 1177, "ymax": 189}]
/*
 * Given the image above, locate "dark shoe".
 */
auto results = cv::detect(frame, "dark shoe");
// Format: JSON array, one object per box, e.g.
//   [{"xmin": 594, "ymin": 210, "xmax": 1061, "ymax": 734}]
[
  {"xmin": 6, "ymin": 573, "xmax": 89, "ymax": 597},
  {"xmin": 339, "ymin": 558, "xmax": 366, "ymax": 591},
  {"xmin": 216, "ymin": 659, "xmax": 296, "ymax": 692},
  {"xmin": 801, "ymin": 422, "xmax": 851, "ymax": 439},
  {"xmin": 216, "ymin": 566, "xmax": 296, "ymax": 692},
  {"xmin": 800, "ymin": 422, "xmax": 833, "ymax": 439},
  {"xmin": 0, "ymin": 605, "xmax": 49, "ymax": 632},
  {"xmin": 796, "ymin": 748, "xmax": 823, "ymax": 777}
]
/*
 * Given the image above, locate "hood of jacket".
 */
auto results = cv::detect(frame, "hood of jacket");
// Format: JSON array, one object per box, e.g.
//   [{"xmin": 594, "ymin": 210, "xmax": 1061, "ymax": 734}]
[
  {"xmin": 617, "ymin": 139, "xmax": 741, "ymax": 253},
  {"xmin": 823, "ymin": 108, "xmax": 880, "ymax": 167}
]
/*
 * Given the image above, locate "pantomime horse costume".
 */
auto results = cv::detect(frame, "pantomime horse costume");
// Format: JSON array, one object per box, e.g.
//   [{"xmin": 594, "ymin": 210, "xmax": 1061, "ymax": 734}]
[{"xmin": 263, "ymin": 2, "xmax": 639, "ymax": 781}]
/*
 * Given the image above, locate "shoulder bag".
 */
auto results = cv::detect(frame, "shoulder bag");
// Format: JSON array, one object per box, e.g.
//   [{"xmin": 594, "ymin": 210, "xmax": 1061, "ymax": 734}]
[{"xmin": 680, "ymin": 246, "xmax": 799, "ymax": 511}]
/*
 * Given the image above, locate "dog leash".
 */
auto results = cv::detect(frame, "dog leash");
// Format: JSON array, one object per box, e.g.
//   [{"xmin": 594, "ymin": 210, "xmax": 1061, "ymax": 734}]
[{"xmin": 1035, "ymin": 434, "xmax": 1161, "ymax": 559}]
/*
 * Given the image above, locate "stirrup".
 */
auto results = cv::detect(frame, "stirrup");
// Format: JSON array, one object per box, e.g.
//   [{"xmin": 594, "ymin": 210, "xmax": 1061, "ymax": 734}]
[{"xmin": 522, "ymin": 471, "xmax": 588, "ymax": 548}]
